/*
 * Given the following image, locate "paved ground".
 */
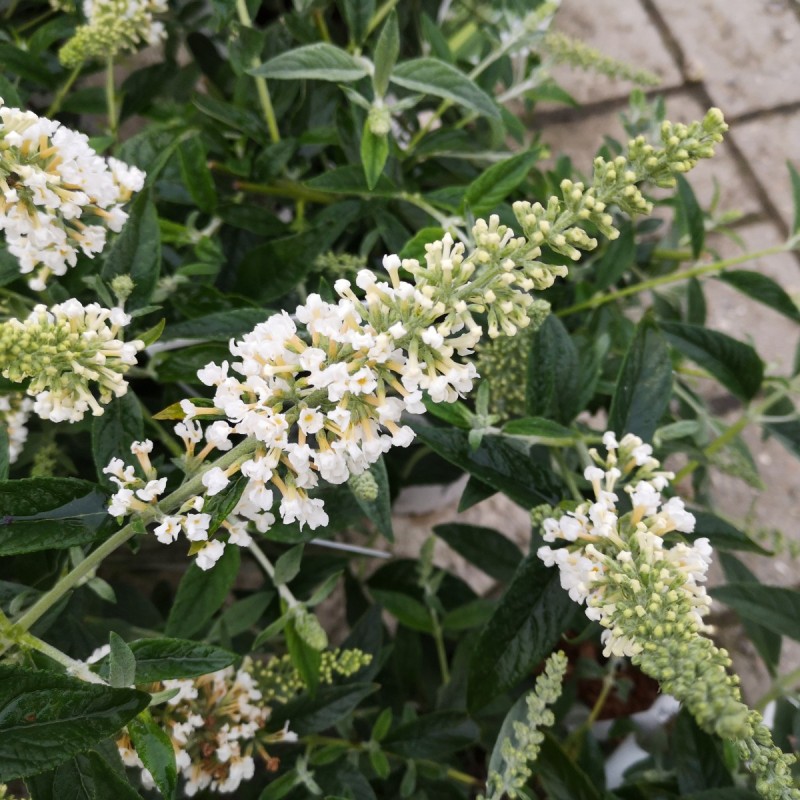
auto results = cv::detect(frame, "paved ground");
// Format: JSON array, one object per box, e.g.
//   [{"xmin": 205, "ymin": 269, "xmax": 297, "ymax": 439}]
[{"xmin": 393, "ymin": 0, "xmax": 800, "ymax": 701}]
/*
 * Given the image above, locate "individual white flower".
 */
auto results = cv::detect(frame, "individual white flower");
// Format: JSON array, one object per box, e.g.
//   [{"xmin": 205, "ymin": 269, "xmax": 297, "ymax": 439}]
[
  {"xmin": 136, "ymin": 477, "xmax": 167, "ymax": 502},
  {"xmin": 154, "ymin": 516, "xmax": 181, "ymax": 544},
  {"xmin": 195, "ymin": 539, "xmax": 226, "ymax": 570},
  {"xmin": 183, "ymin": 513, "xmax": 211, "ymax": 542},
  {"xmin": 201, "ymin": 467, "xmax": 229, "ymax": 497}
]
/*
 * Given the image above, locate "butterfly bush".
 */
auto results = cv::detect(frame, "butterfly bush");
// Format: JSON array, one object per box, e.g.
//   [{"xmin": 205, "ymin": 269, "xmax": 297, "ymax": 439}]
[
  {"xmin": 0, "ymin": 100, "xmax": 145, "ymax": 288},
  {"xmin": 538, "ymin": 432, "xmax": 800, "ymax": 800}
]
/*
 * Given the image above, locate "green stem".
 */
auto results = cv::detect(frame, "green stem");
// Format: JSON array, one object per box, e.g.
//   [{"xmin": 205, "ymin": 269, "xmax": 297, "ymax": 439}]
[
  {"xmin": 312, "ymin": 8, "xmax": 331, "ymax": 42},
  {"xmin": 22, "ymin": 631, "xmax": 106, "ymax": 684},
  {"xmin": 673, "ymin": 385, "xmax": 794, "ymax": 484},
  {"xmin": 554, "ymin": 449, "xmax": 582, "ymax": 502},
  {"xmin": 8, "ymin": 438, "xmax": 257, "ymax": 639},
  {"xmin": 429, "ymin": 607, "xmax": 450, "ymax": 684},
  {"xmin": 46, "ymin": 65, "xmax": 81, "ymax": 117},
  {"xmin": 755, "ymin": 664, "xmax": 800, "ymax": 712},
  {"xmin": 365, "ymin": 0, "xmax": 400, "ymax": 37},
  {"xmin": 105, "ymin": 58, "xmax": 118, "ymax": 141},
  {"xmin": 248, "ymin": 540, "xmax": 298, "ymax": 608},
  {"xmin": 233, "ymin": 178, "xmax": 334, "ymax": 205},
  {"xmin": 235, "ymin": 0, "xmax": 281, "ymax": 144},
  {"xmin": 557, "ymin": 244, "xmax": 789, "ymax": 318}
]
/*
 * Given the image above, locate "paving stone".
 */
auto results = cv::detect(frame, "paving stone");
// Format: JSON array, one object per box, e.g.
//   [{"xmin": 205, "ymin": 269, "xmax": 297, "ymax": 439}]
[
  {"xmin": 649, "ymin": 0, "xmax": 800, "ymax": 117},
  {"xmin": 544, "ymin": 0, "xmax": 681, "ymax": 105},
  {"xmin": 734, "ymin": 109, "xmax": 800, "ymax": 232},
  {"xmin": 532, "ymin": 92, "xmax": 761, "ymax": 216}
]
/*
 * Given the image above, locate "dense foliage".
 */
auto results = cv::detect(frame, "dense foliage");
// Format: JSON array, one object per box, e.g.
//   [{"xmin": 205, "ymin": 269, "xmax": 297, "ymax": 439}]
[{"xmin": 0, "ymin": 1, "xmax": 799, "ymax": 799}]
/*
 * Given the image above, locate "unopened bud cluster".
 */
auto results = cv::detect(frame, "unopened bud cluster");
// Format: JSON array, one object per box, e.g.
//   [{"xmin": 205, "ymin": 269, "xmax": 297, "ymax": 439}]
[
  {"xmin": 480, "ymin": 651, "xmax": 568, "ymax": 800},
  {"xmin": 475, "ymin": 299, "xmax": 550, "ymax": 419},
  {"xmin": 0, "ymin": 301, "xmax": 143, "ymax": 422},
  {"xmin": 118, "ymin": 649, "xmax": 369, "ymax": 796},
  {"xmin": 538, "ymin": 431, "xmax": 799, "ymax": 800},
  {"xmin": 0, "ymin": 393, "xmax": 33, "ymax": 463},
  {"xmin": 60, "ymin": 0, "xmax": 167, "ymax": 68},
  {"xmin": 0, "ymin": 99, "xmax": 145, "ymax": 288},
  {"xmin": 542, "ymin": 31, "xmax": 661, "ymax": 87}
]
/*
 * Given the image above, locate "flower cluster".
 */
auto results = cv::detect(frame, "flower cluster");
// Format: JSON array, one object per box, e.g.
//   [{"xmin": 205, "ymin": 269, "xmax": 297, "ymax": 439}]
[
  {"xmin": 538, "ymin": 432, "xmax": 800, "ymax": 800},
  {"xmin": 0, "ymin": 393, "xmax": 33, "ymax": 463},
  {"xmin": 105, "ymin": 438, "xmax": 253, "ymax": 570},
  {"xmin": 96, "ymin": 110, "xmax": 727, "ymax": 568},
  {"xmin": 59, "ymin": 0, "xmax": 168, "ymax": 68},
  {"xmin": 480, "ymin": 650, "xmax": 568, "ymax": 800},
  {"xmin": 118, "ymin": 650, "xmax": 370, "ymax": 796},
  {"xmin": 0, "ymin": 100, "xmax": 145, "ymax": 288},
  {"xmin": 0, "ymin": 300, "xmax": 143, "ymax": 422}
]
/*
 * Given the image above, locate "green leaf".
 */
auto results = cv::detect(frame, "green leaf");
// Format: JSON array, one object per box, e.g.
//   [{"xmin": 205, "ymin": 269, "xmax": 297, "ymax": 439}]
[
  {"xmin": 676, "ymin": 174, "xmax": 705, "ymax": 258},
  {"xmin": 360, "ymin": 121, "xmax": 389, "ymax": 191},
  {"xmin": 608, "ymin": 318, "xmax": 672, "ymax": 441},
  {"xmin": 720, "ymin": 554, "xmax": 781, "ymax": 673},
  {"xmin": 26, "ymin": 750, "xmax": 143, "ymax": 800},
  {"xmin": 163, "ymin": 309, "xmax": 272, "ymax": 341},
  {"xmin": 340, "ymin": 0, "xmax": 375, "ymax": 46},
  {"xmin": 711, "ymin": 582, "xmax": 800, "ymax": 641},
  {"xmin": 178, "ymin": 136, "xmax": 217, "ymax": 213},
  {"xmin": 372, "ymin": 11, "xmax": 399, "ymax": 96},
  {"xmin": 717, "ymin": 270, "xmax": 800, "ymax": 323},
  {"xmin": 660, "ymin": 321, "xmax": 764, "ymax": 401},
  {"xmin": 269, "ymin": 683, "xmax": 378, "ymax": 735},
  {"xmin": 688, "ymin": 511, "xmax": 770, "ymax": 555},
  {"xmin": 0, "ymin": 44, "xmax": 58, "ymax": 88},
  {"xmin": 526, "ymin": 316, "xmax": 580, "ymax": 424},
  {"xmin": 371, "ymin": 589, "xmax": 432, "ymax": 632},
  {"xmin": 673, "ymin": 708, "xmax": 734, "ymax": 792},
  {"xmin": 502, "ymin": 417, "xmax": 578, "ymax": 445},
  {"xmin": 250, "ymin": 43, "xmax": 369, "ymax": 82},
  {"xmin": 468, "ymin": 556, "xmax": 577, "ymax": 710},
  {"xmin": 536, "ymin": 733, "xmax": 604, "ymax": 800},
  {"xmin": 0, "ymin": 477, "xmax": 108, "ymax": 556},
  {"xmin": 762, "ymin": 394, "xmax": 800, "ymax": 460},
  {"xmin": 789, "ymin": 161, "xmax": 800, "ymax": 236},
  {"xmin": 383, "ymin": 712, "xmax": 479, "ymax": 758},
  {"xmin": 391, "ymin": 58, "xmax": 500, "ymax": 119},
  {"xmin": 441, "ymin": 598, "xmax": 495, "ymax": 631},
  {"xmin": 350, "ymin": 457, "xmax": 393, "ymax": 541},
  {"xmin": 462, "ymin": 149, "xmax": 542, "ymax": 217},
  {"xmin": 593, "ymin": 222, "xmax": 636, "ymax": 292},
  {"xmin": 109, "ymin": 633, "xmax": 136, "ymax": 689},
  {"xmin": 285, "ymin": 615, "xmax": 322, "ymax": 694},
  {"xmin": 92, "ymin": 392, "xmax": 144, "ymax": 485},
  {"xmin": 274, "ymin": 544, "xmax": 304, "ymax": 585},
  {"xmin": 371, "ymin": 708, "xmax": 393, "ymax": 742},
  {"xmin": 0, "ymin": 665, "xmax": 149, "ymax": 781},
  {"xmin": 165, "ymin": 545, "xmax": 240, "ymax": 638},
  {"xmin": 101, "ymin": 191, "xmax": 161, "ymax": 310},
  {"xmin": 687, "ymin": 276, "xmax": 707, "ymax": 326},
  {"xmin": 94, "ymin": 638, "xmax": 237, "ymax": 683},
  {"xmin": 434, "ymin": 523, "xmax": 522, "ymax": 584},
  {"xmin": 411, "ymin": 425, "xmax": 563, "ymax": 509},
  {"xmin": 305, "ymin": 164, "xmax": 396, "ymax": 195},
  {"xmin": 129, "ymin": 711, "xmax": 177, "ymax": 800}
]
